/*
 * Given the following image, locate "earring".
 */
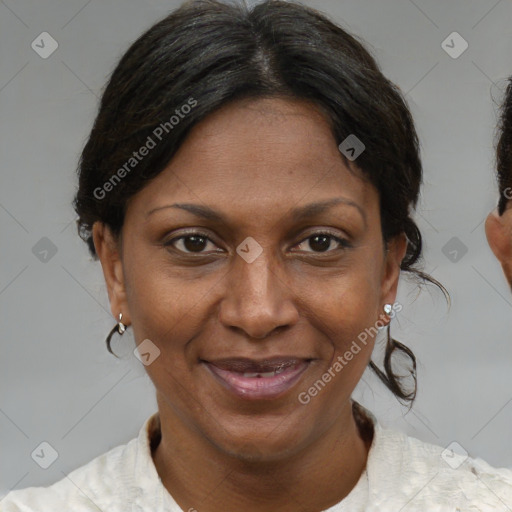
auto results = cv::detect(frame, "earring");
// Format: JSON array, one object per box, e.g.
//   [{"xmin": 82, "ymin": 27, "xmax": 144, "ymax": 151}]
[
  {"xmin": 106, "ymin": 313, "xmax": 127, "ymax": 356},
  {"xmin": 117, "ymin": 313, "xmax": 126, "ymax": 334},
  {"xmin": 383, "ymin": 304, "xmax": 393, "ymax": 316}
]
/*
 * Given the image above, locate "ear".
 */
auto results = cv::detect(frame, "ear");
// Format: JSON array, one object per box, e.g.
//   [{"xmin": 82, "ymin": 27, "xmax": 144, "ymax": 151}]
[
  {"xmin": 485, "ymin": 208, "xmax": 512, "ymax": 286},
  {"xmin": 92, "ymin": 222, "xmax": 130, "ymax": 325},
  {"xmin": 380, "ymin": 233, "xmax": 407, "ymax": 307}
]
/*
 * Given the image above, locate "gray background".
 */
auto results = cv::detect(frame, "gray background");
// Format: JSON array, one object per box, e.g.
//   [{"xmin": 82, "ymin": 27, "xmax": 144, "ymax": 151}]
[{"xmin": 1, "ymin": 0, "xmax": 512, "ymax": 497}]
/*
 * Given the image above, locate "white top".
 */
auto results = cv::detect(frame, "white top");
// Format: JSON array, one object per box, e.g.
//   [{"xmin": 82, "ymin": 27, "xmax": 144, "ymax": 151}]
[{"xmin": 2, "ymin": 405, "xmax": 512, "ymax": 511}]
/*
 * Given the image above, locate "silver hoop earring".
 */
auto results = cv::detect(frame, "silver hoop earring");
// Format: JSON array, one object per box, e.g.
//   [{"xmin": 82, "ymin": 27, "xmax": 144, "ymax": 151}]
[{"xmin": 106, "ymin": 313, "xmax": 127, "ymax": 356}]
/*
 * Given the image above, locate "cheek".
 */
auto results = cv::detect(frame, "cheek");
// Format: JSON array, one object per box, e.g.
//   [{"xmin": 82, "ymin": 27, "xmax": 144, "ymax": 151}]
[
  {"xmin": 306, "ymin": 265, "xmax": 384, "ymax": 393},
  {"xmin": 311, "ymin": 261, "xmax": 383, "ymax": 341},
  {"xmin": 123, "ymin": 259, "xmax": 224, "ymax": 403},
  {"xmin": 308, "ymin": 282, "xmax": 381, "ymax": 403},
  {"xmin": 123, "ymin": 248, "xmax": 214, "ymax": 341}
]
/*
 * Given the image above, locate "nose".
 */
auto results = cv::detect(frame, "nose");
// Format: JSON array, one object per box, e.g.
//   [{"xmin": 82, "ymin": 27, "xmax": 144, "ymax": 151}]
[{"xmin": 219, "ymin": 246, "xmax": 299, "ymax": 340}]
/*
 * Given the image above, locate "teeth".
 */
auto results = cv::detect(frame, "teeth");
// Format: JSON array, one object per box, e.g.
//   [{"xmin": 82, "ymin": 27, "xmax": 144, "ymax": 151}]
[{"xmin": 242, "ymin": 367, "xmax": 287, "ymax": 378}]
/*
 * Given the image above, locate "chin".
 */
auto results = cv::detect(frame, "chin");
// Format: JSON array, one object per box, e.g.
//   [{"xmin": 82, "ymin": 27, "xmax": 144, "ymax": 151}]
[{"xmin": 206, "ymin": 418, "xmax": 312, "ymax": 463}]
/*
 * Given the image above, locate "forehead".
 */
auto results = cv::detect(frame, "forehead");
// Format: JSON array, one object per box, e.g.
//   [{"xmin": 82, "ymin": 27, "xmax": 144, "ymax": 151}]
[{"xmin": 127, "ymin": 97, "xmax": 378, "ymax": 225}]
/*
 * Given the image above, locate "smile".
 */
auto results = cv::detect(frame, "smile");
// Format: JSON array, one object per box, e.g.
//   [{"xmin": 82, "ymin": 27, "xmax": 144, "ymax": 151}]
[{"xmin": 201, "ymin": 357, "xmax": 311, "ymax": 400}]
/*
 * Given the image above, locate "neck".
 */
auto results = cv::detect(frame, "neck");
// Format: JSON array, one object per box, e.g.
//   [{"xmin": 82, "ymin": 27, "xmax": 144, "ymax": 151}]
[{"xmin": 152, "ymin": 400, "xmax": 372, "ymax": 512}]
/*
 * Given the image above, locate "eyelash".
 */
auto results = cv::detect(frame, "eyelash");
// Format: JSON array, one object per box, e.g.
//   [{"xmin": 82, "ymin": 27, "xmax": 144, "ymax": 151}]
[{"xmin": 163, "ymin": 230, "xmax": 351, "ymax": 255}]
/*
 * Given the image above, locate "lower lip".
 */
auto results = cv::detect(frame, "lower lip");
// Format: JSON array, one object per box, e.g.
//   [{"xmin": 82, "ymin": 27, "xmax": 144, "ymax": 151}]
[{"xmin": 203, "ymin": 361, "xmax": 310, "ymax": 400}]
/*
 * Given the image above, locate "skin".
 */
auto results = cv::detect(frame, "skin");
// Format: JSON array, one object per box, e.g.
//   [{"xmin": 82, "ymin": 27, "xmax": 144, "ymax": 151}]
[
  {"xmin": 93, "ymin": 97, "xmax": 407, "ymax": 512},
  {"xmin": 485, "ymin": 206, "xmax": 512, "ymax": 288}
]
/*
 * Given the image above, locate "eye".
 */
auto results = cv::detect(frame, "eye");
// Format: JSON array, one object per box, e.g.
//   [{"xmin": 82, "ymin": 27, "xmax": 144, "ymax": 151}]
[
  {"xmin": 294, "ymin": 232, "xmax": 351, "ymax": 253},
  {"xmin": 164, "ymin": 230, "xmax": 351, "ymax": 255},
  {"xmin": 164, "ymin": 232, "xmax": 220, "ymax": 254}
]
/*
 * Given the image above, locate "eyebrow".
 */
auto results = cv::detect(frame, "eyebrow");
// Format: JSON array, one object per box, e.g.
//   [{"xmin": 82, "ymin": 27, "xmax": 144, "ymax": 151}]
[{"xmin": 145, "ymin": 197, "xmax": 366, "ymax": 226}]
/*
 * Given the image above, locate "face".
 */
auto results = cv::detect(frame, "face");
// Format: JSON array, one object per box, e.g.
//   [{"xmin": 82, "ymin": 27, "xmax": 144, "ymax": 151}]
[
  {"xmin": 486, "ymin": 204, "xmax": 512, "ymax": 288},
  {"xmin": 93, "ymin": 97, "xmax": 405, "ymax": 461}
]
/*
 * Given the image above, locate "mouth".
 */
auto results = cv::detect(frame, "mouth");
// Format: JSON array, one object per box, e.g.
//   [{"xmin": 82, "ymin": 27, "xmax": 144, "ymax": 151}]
[{"xmin": 201, "ymin": 357, "xmax": 311, "ymax": 400}]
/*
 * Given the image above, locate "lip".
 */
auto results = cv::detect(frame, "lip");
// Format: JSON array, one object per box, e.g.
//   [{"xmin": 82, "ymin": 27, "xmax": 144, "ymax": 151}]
[{"xmin": 202, "ymin": 357, "xmax": 311, "ymax": 400}]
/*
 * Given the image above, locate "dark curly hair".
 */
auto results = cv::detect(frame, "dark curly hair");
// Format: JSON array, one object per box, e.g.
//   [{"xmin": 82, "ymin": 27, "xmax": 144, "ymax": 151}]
[
  {"xmin": 496, "ymin": 77, "xmax": 512, "ymax": 215},
  {"xmin": 73, "ymin": 0, "xmax": 447, "ymax": 405}
]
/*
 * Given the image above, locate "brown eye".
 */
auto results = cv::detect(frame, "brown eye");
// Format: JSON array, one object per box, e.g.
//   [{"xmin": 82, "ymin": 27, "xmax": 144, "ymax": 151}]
[
  {"xmin": 164, "ymin": 232, "xmax": 219, "ymax": 254},
  {"xmin": 295, "ymin": 232, "xmax": 350, "ymax": 253}
]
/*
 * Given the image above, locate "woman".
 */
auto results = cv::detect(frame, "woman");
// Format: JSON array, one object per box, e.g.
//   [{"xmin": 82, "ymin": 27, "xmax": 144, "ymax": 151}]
[
  {"xmin": 3, "ymin": 0, "xmax": 512, "ymax": 510},
  {"xmin": 486, "ymin": 77, "xmax": 512, "ymax": 288}
]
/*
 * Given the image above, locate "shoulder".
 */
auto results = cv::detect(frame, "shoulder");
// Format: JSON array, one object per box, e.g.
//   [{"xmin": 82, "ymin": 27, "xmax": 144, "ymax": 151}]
[
  {"xmin": 1, "ymin": 440, "xmax": 137, "ymax": 512},
  {"xmin": 0, "ymin": 414, "xmax": 159, "ymax": 512},
  {"xmin": 370, "ymin": 423, "xmax": 512, "ymax": 510}
]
